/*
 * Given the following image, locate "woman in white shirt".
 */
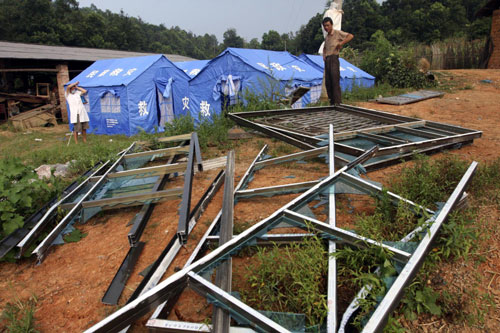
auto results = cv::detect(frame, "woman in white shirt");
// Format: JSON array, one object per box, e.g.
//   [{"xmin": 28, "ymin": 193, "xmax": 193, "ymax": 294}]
[{"xmin": 65, "ymin": 81, "xmax": 89, "ymax": 143}]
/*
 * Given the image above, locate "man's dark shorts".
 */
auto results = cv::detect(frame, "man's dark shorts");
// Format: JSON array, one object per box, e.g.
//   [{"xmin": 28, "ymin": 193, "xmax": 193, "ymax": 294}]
[{"xmin": 74, "ymin": 114, "xmax": 89, "ymax": 133}]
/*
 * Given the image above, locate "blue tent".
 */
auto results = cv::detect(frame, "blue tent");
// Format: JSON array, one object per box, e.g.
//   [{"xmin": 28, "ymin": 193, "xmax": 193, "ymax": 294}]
[
  {"xmin": 298, "ymin": 54, "xmax": 375, "ymax": 91},
  {"xmin": 67, "ymin": 54, "xmax": 191, "ymax": 136},
  {"xmin": 187, "ymin": 48, "xmax": 324, "ymax": 123},
  {"xmin": 175, "ymin": 60, "xmax": 210, "ymax": 78}
]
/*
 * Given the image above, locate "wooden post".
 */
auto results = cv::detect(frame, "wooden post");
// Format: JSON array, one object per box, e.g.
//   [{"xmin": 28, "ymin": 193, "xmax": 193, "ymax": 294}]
[{"xmin": 56, "ymin": 63, "xmax": 69, "ymax": 123}]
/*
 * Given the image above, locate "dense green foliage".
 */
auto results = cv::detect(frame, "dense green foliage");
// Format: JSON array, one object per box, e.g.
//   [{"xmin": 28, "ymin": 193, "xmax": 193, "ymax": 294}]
[
  {"xmin": 0, "ymin": 158, "xmax": 59, "ymax": 240},
  {"xmin": 241, "ymin": 235, "xmax": 328, "ymax": 328},
  {"xmin": 342, "ymin": 0, "xmax": 491, "ymax": 49},
  {"xmin": 360, "ymin": 31, "xmax": 435, "ymax": 88},
  {"xmin": 0, "ymin": 0, "xmax": 221, "ymax": 59},
  {"xmin": 0, "ymin": 0, "xmax": 490, "ymax": 59}
]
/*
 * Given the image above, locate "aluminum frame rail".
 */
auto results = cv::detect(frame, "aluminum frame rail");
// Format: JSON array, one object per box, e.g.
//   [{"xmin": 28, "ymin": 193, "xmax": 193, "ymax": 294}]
[
  {"xmin": 327, "ymin": 124, "xmax": 337, "ymax": 332},
  {"xmin": 177, "ymin": 132, "xmax": 203, "ymax": 243},
  {"xmin": 83, "ymin": 148, "xmax": 379, "ymax": 333},
  {"xmin": 228, "ymin": 104, "xmax": 482, "ymax": 171},
  {"xmin": 213, "ymin": 150, "xmax": 235, "ymax": 332}
]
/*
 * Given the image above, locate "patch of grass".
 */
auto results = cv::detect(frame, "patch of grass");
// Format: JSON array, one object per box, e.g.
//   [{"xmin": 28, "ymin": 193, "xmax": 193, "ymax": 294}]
[
  {"xmin": 240, "ymin": 234, "xmax": 328, "ymax": 327},
  {"xmin": 196, "ymin": 111, "xmax": 234, "ymax": 151},
  {"xmin": 355, "ymin": 190, "xmax": 429, "ymax": 241},
  {"xmin": 1, "ymin": 295, "xmax": 39, "ymax": 333},
  {"xmin": 389, "ymin": 154, "xmax": 469, "ymax": 208},
  {"xmin": 270, "ymin": 143, "xmax": 295, "ymax": 157},
  {"xmin": 334, "ymin": 244, "xmax": 398, "ymax": 330}
]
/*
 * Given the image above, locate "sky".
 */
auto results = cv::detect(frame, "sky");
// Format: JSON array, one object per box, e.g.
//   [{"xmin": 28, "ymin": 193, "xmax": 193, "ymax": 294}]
[{"xmin": 78, "ymin": 0, "xmax": 328, "ymax": 42}]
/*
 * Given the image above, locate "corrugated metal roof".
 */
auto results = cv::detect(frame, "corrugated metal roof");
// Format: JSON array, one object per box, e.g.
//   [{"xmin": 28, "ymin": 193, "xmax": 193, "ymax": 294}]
[{"xmin": 0, "ymin": 41, "xmax": 195, "ymax": 62}]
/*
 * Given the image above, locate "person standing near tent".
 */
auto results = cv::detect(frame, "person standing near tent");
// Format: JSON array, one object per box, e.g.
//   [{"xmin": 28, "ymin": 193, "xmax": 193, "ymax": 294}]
[
  {"xmin": 65, "ymin": 81, "xmax": 89, "ymax": 144},
  {"xmin": 322, "ymin": 17, "xmax": 353, "ymax": 106}
]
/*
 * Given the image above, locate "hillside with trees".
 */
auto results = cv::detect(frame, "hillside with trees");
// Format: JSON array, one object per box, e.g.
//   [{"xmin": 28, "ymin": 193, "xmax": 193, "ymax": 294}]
[{"xmin": 0, "ymin": 0, "xmax": 491, "ymax": 59}]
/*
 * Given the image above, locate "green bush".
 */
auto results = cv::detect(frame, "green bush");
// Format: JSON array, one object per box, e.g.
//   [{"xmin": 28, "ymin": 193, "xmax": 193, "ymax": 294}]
[
  {"xmin": 0, "ymin": 158, "xmax": 58, "ymax": 241},
  {"xmin": 241, "ymin": 235, "xmax": 328, "ymax": 327},
  {"xmin": 389, "ymin": 154, "xmax": 469, "ymax": 208},
  {"xmin": 361, "ymin": 30, "xmax": 434, "ymax": 89}
]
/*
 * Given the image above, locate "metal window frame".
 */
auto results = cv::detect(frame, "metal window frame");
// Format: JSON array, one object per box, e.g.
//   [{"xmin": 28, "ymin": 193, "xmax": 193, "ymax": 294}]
[
  {"xmin": 15, "ymin": 134, "xmax": 200, "ymax": 263},
  {"xmin": 82, "ymin": 126, "xmax": 477, "ymax": 333},
  {"xmin": 228, "ymin": 104, "xmax": 481, "ymax": 172}
]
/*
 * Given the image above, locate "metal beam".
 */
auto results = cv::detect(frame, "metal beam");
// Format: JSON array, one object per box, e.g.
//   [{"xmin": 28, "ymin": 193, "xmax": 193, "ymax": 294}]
[
  {"xmin": 136, "ymin": 133, "xmax": 193, "ymax": 147},
  {"xmin": 327, "ymin": 124, "xmax": 337, "ymax": 332},
  {"xmin": 213, "ymin": 151, "xmax": 235, "ymax": 333},
  {"xmin": 176, "ymin": 134, "xmax": 197, "ymax": 243},
  {"xmin": 60, "ymin": 188, "xmax": 182, "ymax": 210},
  {"xmin": 357, "ymin": 132, "xmax": 407, "ymax": 145},
  {"xmin": 124, "ymin": 146, "xmax": 190, "ymax": 159},
  {"xmin": 235, "ymin": 180, "xmax": 320, "ymax": 199},
  {"xmin": 375, "ymin": 132, "xmax": 482, "ymax": 157},
  {"xmin": 254, "ymin": 147, "xmax": 327, "ymax": 168},
  {"xmin": 102, "ymin": 242, "xmax": 145, "ymax": 305},
  {"xmin": 393, "ymin": 126, "xmax": 444, "ymax": 139},
  {"xmin": 335, "ymin": 121, "xmax": 426, "ymax": 141},
  {"xmin": 228, "ymin": 114, "xmax": 316, "ymax": 150},
  {"xmin": 107, "ymin": 163, "xmax": 187, "ymax": 179}
]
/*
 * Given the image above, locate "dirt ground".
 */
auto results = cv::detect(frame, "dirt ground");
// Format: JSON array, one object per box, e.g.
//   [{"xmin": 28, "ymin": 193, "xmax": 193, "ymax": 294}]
[{"xmin": 1, "ymin": 69, "xmax": 499, "ymax": 332}]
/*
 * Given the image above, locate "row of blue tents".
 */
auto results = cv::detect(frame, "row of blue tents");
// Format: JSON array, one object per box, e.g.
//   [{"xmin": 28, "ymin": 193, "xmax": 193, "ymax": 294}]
[{"xmin": 68, "ymin": 48, "xmax": 375, "ymax": 136}]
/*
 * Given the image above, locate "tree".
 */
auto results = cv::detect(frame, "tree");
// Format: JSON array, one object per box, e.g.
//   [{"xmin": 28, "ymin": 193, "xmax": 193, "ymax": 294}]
[
  {"xmin": 342, "ymin": 0, "xmax": 387, "ymax": 49},
  {"xmin": 223, "ymin": 28, "xmax": 244, "ymax": 48},
  {"xmin": 261, "ymin": 30, "xmax": 283, "ymax": 51},
  {"xmin": 247, "ymin": 38, "xmax": 261, "ymax": 49},
  {"xmin": 295, "ymin": 13, "xmax": 324, "ymax": 54}
]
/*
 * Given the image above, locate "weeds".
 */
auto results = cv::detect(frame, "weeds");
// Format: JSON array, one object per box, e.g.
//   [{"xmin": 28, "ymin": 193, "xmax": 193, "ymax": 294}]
[
  {"xmin": 334, "ymin": 244, "xmax": 398, "ymax": 329},
  {"xmin": 355, "ymin": 189, "xmax": 429, "ymax": 241},
  {"xmin": 1, "ymin": 295, "xmax": 39, "ymax": 333},
  {"xmin": 240, "ymin": 234, "xmax": 328, "ymax": 327},
  {"xmin": 389, "ymin": 154, "xmax": 469, "ymax": 208},
  {"xmin": 0, "ymin": 158, "xmax": 61, "ymax": 259}
]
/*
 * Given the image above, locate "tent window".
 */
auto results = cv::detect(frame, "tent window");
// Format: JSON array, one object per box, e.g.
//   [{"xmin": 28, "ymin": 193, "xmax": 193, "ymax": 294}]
[
  {"xmin": 221, "ymin": 77, "xmax": 241, "ymax": 107},
  {"xmin": 309, "ymin": 85, "xmax": 322, "ymax": 104},
  {"xmin": 157, "ymin": 88, "xmax": 174, "ymax": 126},
  {"xmin": 101, "ymin": 92, "xmax": 120, "ymax": 114}
]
